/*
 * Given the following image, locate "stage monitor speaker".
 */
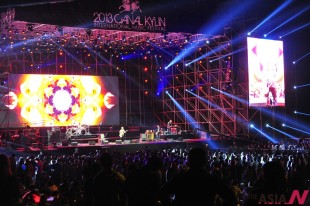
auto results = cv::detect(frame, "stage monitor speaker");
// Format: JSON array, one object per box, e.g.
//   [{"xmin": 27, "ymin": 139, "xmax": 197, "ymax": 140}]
[
  {"xmin": 101, "ymin": 140, "xmax": 109, "ymax": 144},
  {"xmin": 124, "ymin": 139, "xmax": 131, "ymax": 144},
  {"xmin": 88, "ymin": 140, "xmax": 96, "ymax": 145},
  {"xmin": 61, "ymin": 140, "xmax": 69, "ymax": 146},
  {"xmin": 177, "ymin": 137, "xmax": 183, "ymax": 141},
  {"xmin": 115, "ymin": 140, "xmax": 122, "ymax": 144},
  {"xmin": 131, "ymin": 139, "xmax": 139, "ymax": 143},
  {"xmin": 140, "ymin": 133, "xmax": 146, "ymax": 141},
  {"xmin": 71, "ymin": 142, "xmax": 78, "ymax": 146},
  {"xmin": 167, "ymin": 138, "xmax": 174, "ymax": 142}
]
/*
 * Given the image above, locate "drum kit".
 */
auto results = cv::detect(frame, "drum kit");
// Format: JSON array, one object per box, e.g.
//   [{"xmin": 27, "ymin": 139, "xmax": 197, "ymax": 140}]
[{"xmin": 65, "ymin": 124, "xmax": 89, "ymax": 139}]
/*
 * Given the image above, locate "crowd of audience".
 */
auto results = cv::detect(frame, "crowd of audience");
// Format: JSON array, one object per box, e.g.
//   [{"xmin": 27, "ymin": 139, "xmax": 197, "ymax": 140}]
[{"xmin": 1, "ymin": 143, "xmax": 310, "ymax": 206}]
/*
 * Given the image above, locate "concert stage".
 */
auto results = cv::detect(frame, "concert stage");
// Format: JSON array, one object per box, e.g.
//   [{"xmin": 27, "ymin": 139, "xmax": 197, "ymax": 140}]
[
  {"xmin": 2, "ymin": 138, "xmax": 209, "ymax": 156},
  {"xmin": 1, "ymin": 124, "xmax": 205, "ymax": 156}
]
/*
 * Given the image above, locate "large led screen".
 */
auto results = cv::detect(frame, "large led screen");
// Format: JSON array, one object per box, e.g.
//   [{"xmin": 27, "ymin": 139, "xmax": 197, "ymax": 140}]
[
  {"xmin": 3, "ymin": 74, "xmax": 119, "ymax": 127},
  {"xmin": 247, "ymin": 37, "xmax": 285, "ymax": 107}
]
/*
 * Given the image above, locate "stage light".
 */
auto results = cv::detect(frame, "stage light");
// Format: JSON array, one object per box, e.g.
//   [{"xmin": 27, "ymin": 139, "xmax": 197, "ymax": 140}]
[
  {"xmin": 293, "ymin": 86, "xmax": 296, "ymax": 89},
  {"xmin": 265, "ymin": 7, "xmax": 309, "ymax": 37},
  {"xmin": 282, "ymin": 123, "xmax": 286, "ymax": 127},
  {"xmin": 294, "ymin": 111, "xmax": 297, "ymax": 114},
  {"xmin": 268, "ymin": 124, "xmax": 298, "ymax": 141},
  {"xmin": 164, "ymin": 66, "xmax": 168, "ymax": 70},
  {"xmin": 280, "ymin": 22, "xmax": 310, "ymax": 38},
  {"xmin": 249, "ymin": 0, "xmax": 292, "ymax": 34},
  {"xmin": 294, "ymin": 84, "xmax": 310, "ymax": 89},
  {"xmin": 250, "ymin": 124, "xmax": 254, "ymax": 128},
  {"xmin": 27, "ymin": 24, "xmax": 34, "ymax": 32},
  {"xmin": 251, "ymin": 126, "xmax": 279, "ymax": 143},
  {"xmin": 292, "ymin": 52, "xmax": 310, "ymax": 64},
  {"xmin": 264, "ymin": 34, "xmax": 267, "ymax": 37},
  {"xmin": 284, "ymin": 124, "xmax": 310, "ymax": 135},
  {"xmin": 294, "ymin": 111, "xmax": 310, "ymax": 116},
  {"xmin": 247, "ymin": 32, "xmax": 251, "ymax": 36},
  {"xmin": 57, "ymin": 26, "xmax": 63, "ymax": 34},
  {"xmin": 279, "ymin": 36, "xmax": 282, "ymax": 39},
  {"xmin": 266, "ymin": 124, "xmax": 269, "ymax": 127}
]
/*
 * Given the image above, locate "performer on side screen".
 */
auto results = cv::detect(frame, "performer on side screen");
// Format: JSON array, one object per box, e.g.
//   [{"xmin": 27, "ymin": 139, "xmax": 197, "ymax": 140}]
[{"xmin": 265, "ymin": 79, "xmax": 277, "ymax": 106}]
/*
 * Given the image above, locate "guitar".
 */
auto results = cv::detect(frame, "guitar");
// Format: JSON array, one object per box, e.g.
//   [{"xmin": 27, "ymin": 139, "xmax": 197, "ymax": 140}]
[{"xmin": 119, "ymin": 129, "xmax": 128, "ymax": 138}]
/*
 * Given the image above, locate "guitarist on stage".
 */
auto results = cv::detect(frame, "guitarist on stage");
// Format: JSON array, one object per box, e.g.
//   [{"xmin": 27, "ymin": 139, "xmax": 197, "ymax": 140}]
[{"xmin": 119, "ymin": 126, "xmax": 127, "ymax": 142}]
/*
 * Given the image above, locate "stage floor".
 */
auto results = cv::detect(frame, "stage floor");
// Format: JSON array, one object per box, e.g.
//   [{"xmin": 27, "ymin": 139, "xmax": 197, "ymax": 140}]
[{"xmin": 3, "ymin": 138, "xmax": 209, "ymax": 156}]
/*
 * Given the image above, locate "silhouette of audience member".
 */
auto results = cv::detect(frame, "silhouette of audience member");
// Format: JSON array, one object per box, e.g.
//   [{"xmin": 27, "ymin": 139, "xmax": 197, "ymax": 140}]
[
  {"xmin": 92, "ymin": 153, "xmax": 126, "ymax": 206},
  {"xmin": 125, "ymin": 155, "xmax": 163, "ymax": 206},
  {"xmin": 0, "ymin": 154, "xmax": 21, "ymax": 205},
  {"xmin": 244, "ymin": 161, "xmax": 288, "ymax": 206},
  {"xmin": 160, "ymin": 147, "xmax": 236, "ymax": 206}
]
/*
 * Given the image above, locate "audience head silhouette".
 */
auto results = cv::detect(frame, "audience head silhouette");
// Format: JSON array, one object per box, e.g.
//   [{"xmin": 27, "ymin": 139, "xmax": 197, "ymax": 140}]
[
  {"xmin": 188, "ymin": 147, "xmax": 207, "ymax": 169},
  {"xmin": 100, "ymin": 153, "xmax": 113, "ymax": 170},
  {"xmin": 0, "ymin": 153, "xmax": 12, "ymax": 176}
]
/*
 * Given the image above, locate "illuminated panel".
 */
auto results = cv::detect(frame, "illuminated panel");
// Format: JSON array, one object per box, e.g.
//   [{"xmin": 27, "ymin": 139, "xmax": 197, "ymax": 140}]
[
  {"xmin": 6, "ymin": 74, "xmax": 119, "ymax": 127},
  {"xmin": 247, "ymin": 37, "xmax": 285, "ymax": 107}
]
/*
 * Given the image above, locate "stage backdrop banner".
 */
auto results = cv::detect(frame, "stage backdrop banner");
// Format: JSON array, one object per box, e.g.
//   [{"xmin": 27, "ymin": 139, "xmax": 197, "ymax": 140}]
[
  {"xmin": 1, "ymin": 0, "xmax": 220, "ymax": 33},
  {"xmin": 2, "ymin": 74, "xmax": 119, "ymax": 127}
]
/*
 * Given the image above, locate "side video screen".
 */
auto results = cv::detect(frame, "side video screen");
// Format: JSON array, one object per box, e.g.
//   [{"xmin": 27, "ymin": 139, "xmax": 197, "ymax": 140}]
[
  {"xmin": 247, "ymin": 37, "xmax": 285, "ymax": 107},
  {"xmin": 2, "ymin": 74, "xmax": 119, "ymax": 127}
]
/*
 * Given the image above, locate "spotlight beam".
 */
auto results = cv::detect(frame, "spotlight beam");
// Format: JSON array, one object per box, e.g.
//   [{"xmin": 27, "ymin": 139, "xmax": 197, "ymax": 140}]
[
  {"xmin": 284, "ymin": 124, "xmax": 310, "ymax": 135},
  {"xmin": 294, "ymin": 84, "xmax": 310, "ymax": 89},
  {"xmin": 280, "ymin": 22, "xmax": 310, "ymax": 38},
  {"xmin": 187, "ymin": 90, "xmax": 235, "ymax": 122},
  {"xmin": 84, "ymin": 45, "xmax": 116, "ymax": 69},
  {"xmin": 295, "ymin": 111, "xmax": 310, "ymax": 116},
  {"xmin": 292, "ymin": 52, "xmax": 310, "ymax": 64},
  {"xmin": 186, "ymin": 90, "xmax": 220, "ymax": 133},
  {"xmin": 251, "ymin": 125, "xmax": 278, "ymax": 144},
  {"xmin": 166, "ymin": 41, "xmax": 203, "ymax": 69},
  {"xmin": 166, "ymin": 92, "xmax": 221, "ymax": 149},
  {"xmin": 148, "ymin": 41, "xmax": 173, "ymax": 57},
  {"xmin": 255, "ymin": 106, "xmax": 310, "ymax": 135},
  {"xmin": 210, "ymin": 48, "xmax": 245, "ymax": 62},
  {"xmin": 249, "ymin": 0, "xmax": 293, "ymax": 34},
  {"xmin": 52, "ymin": 40, "xmax": 87, "ymax": 69},
  {"xmin": 267, "ymin": 125, "xmax": 298, "ymax": 140},
  {"xmin": 265, "ymin": 6, "xmax": 310, "ymax": 36},
  {"xmin": 165, "ymin": 92, "xmax": 198, "ymax": 130},
  {"xmin": 211, "ymin": 87, "xmax": 248, "ymax": 105}
]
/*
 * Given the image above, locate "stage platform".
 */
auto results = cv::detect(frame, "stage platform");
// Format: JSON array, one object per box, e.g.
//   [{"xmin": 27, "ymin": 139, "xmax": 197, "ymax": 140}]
[{"xmin": 1, "ymin": 138, "xmax": 210, "ymax": 156}]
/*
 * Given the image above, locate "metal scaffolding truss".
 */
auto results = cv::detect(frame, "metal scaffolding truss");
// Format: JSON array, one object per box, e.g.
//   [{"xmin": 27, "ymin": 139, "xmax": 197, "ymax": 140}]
[
  {"xmin": 0, "ymin": 21, "xmax": 210, "ymax": 52},
  {"xmin": 0, "ymin": 19, "xmax": 250, "ymax": 134},
  {"xmin": 157, "ymin": 34, "xmax": 249, "ymax": 137}
]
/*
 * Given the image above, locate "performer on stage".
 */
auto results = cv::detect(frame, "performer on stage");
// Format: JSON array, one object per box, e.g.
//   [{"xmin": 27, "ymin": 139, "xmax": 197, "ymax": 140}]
[
  {"xmin": 167, "ymin": 120, "xmax": 173, "ymax": 134},
  {"xmin": 155, "ymin": 125, "xmax": 161, "ymax": 140},
  {"xmin": 119, "ymin": 126, "xmax": 127, "ymax": 142}
]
